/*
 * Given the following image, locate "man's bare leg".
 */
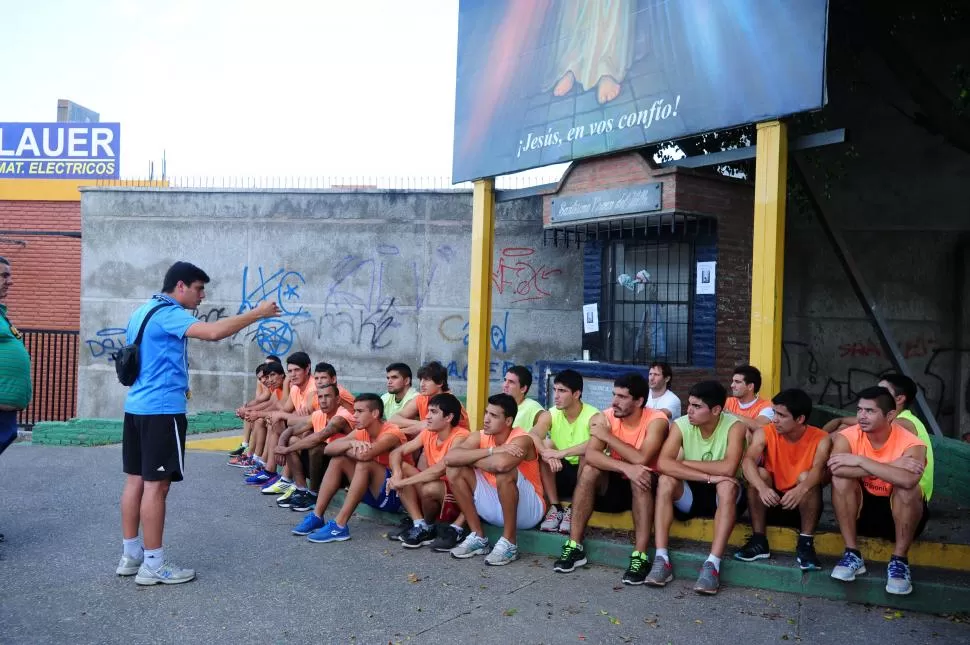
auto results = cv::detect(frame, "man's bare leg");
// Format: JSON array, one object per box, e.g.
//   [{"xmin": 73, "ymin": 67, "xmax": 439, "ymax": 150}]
[
  {"xmin": 446, "ymin": 466, "xmax": 484, "ymax": 537},
  {"xmin": 631, "ymin": 482, "xmax": 654, "ymax": 554},
  {"xmin": 141, "ymin": 479, "xmax": 171, "ymax": 550},
  {"xmin": 831, "ymin": 476, "xmax": 862, "ymax": 550},
  {"xmin": 312, "ymin": 456, "xmax": 354, "ymax": 518},
  {"xmin": 890, "ymin": 486, "xmax": 924, "ymax": 557},
  {"xmin": 494, "ymin": 469, "xmax": 519, "ymax": 543},
  {"xmin": 334, "ymin": 461, "xmax": 386, "ymax": 527},
  {"xmin": 711, "ymin": 481, "xmax": 738, "ymax": 558},
  {"xmin": 419, "ymin": 481, "xmax": 446, "ymax": 523},
  {"xmin": 121, "ymin": 475, "xmax": 144, "ymax": 540},
  {"xmin": 396, "ymin": 463, "xmax": 425, "ymax": 521},
  {"xmin": 567, "ymin": 465, "xmax": 600, "ymax": 544}
]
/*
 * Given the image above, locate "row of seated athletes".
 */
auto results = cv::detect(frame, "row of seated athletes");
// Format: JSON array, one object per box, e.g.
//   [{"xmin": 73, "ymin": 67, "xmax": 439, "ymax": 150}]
[{"xmin": 228, "ymin": 355, "xmax": 934, "ymax": 598}]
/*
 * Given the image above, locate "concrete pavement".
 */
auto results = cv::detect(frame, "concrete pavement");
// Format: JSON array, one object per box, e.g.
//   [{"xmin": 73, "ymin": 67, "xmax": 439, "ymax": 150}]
[{"xmin": 1, "ymin": 443, "xmax": 967, "ymax": 644}]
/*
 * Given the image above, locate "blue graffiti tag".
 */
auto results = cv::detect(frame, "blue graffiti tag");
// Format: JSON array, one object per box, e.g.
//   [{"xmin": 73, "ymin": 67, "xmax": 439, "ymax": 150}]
[
  {"xmin": 238, "ymin": 266, "xmax": 309, "ymax": 355},
  {"xmin": 85, "ymin": 327, "xmax": 128, "ymax": 362}
]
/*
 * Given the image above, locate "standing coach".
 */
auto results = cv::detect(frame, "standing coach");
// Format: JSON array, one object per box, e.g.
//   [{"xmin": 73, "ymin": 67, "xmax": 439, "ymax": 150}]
[{"xmin": 117, "ymin": 261, "xmax": 279, "ymax": 585}]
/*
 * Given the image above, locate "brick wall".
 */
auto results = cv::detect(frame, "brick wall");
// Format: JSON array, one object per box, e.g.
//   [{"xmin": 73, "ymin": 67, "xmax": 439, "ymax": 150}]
[
  {"xmin": 0, "ymin": 200, "xmax": 81, "ymax": 329},
  {"xmin": 0, "ymin": 199, "xmax": 81, "ymax": 425},
  {"xmin": 543, "ymin": 152, "xmax": 754, "ymax": 386}
]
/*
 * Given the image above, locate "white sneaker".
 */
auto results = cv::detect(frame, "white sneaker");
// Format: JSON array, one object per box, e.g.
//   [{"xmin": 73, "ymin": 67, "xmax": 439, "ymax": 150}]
[
  {"xmin": 116, "ymin": 554, "xmax": 143, "ymax": 576},
  {"xmin": 134, "ymin": 562, "xmax": 196, "ymax": 586},
  {"xmin": 539, "ymin": 506, "xmax": 563, "ymax": 532},
  {"xmin": 485, "ymin": 537, "xmax": 519, "ymax": 566},
  {"xmin": 450, "ymin": 532, "xmax": 490, "ymax": 559},
  {"xmin": 559, "ymin": 506, "xmax": 573, "ymax": 534}
]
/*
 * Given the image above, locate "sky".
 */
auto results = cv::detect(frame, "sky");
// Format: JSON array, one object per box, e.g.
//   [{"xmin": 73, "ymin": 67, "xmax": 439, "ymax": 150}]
[{"xmin": 0, "ymin": 0, "xmax": 566, "ymax": 185}]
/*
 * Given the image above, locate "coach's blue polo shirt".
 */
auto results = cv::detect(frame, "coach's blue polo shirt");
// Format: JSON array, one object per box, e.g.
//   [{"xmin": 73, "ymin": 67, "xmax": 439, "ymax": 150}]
[{"xmin": 123, "ymin": 294, "xmax": 199, "ymax": 416}]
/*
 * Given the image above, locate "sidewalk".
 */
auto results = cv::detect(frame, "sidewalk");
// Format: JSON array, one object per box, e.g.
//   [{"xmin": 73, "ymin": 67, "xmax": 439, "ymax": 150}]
[{"xmin": 1, "ymin": 444, "xmax": 967, "ymax": 645}]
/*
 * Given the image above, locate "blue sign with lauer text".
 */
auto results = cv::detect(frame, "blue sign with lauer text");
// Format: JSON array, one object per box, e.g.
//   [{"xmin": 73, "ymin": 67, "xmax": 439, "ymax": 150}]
[{"xmin": 0, "ymin": 122, "xmax": 121, "ymax": 179}]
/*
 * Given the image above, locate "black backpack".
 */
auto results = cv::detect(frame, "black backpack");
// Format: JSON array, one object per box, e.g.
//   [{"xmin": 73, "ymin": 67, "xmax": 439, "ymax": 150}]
[{"xmin": 113, "ymin": 300, "xmax": 173, "ymax": 386}]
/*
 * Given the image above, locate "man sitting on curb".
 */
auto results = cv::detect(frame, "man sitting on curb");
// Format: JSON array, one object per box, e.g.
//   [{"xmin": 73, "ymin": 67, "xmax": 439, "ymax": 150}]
[
  {"xmin": 230, "ymin": 362, "xmax": 286, "ymax": 467},
  {"xmin": 734, "ymin": 388, "xmax": 830, "ymax": 571},
  {"xmin": 390, "ymin": 361, "xmax": 469, "ymax": 436},
  {"xmin": 553, "ymin": 372, "xmax": 668, "ymax": 585},
  {"xmin": 725, "ymin": 365, "xmax": 774, "ymax": 438},
  {"xmin": 291, "ymin": 394, "xmax": 408, "ymax": 543},
  {"xmin": 273, "ymin": 383, "xmax": 355, "ymax": 511},
  {"xmin": 444, "ymin": 394, "xmax": 545, "ymax": 565},
  {"xmin": 529, "ymin": 369, "xmax": 598, "ymax": 534},
  {"xmin": 829, "ymin": 386, "xmax": 928, "ymax": 596},
  {"xmin": 822, "ymin": 373, "xmax": 935, "ymax": 506},
  {"xmin": 386, "ymin": 393, "xmax": 470, "ymax": 549},
  {"xmin": 648, "ymin": 380, "xmax": 746, "ymax": 595},
  {"xmin": 246, "ymin": 352, "xmax": 315, "ymax": 487}
]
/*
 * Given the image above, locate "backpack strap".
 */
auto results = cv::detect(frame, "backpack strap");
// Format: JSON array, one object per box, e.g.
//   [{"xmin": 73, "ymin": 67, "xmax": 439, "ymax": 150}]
[{"xmin": 134, "ymin": 301, "xmax": 174, "ymax": 344}]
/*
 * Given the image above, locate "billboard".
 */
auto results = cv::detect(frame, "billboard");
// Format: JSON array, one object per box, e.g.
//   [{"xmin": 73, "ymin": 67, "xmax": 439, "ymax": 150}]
[
  {"xmin": 452, "ymin": 0, "xmax": 829, "ymax": 182},
  {"xmin": 0, "ymin": 123, "xmax": 121, "ymax": 179}
]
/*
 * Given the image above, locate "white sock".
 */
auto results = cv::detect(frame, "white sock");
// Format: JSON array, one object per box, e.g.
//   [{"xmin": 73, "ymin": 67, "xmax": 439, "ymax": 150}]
[
  {"xmin": 280, "ymin": 477, "xmax": 293, "ymax": 484},
  {"xmin": 241, "ymin": 441, "xmax": 248, "ymax": 448},
  {"xmin": 144, "ymin": 547, "xmax": 164, "ymax": 570},
  {"xmin": 414, "ymin": 519, "xmax": 428, "ymax": 529},
  {"xmin": 655, "ymin": 548, "xmax": 669, "ymax": 561},
  {"xmin": 706, "ymin": 554, "xmax": 721, "ymax": 571},
  {"xmin": 451, "ymin": 523, "xmax": 463, "ymax": 532},
  {"xmin": 123, "ymin": 536, "xmax": 143, "ymax": 559}
]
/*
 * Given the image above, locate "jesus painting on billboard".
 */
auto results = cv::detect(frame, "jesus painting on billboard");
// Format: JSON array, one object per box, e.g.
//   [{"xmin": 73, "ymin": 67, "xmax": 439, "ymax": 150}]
[{"xmin": 545, "ymin": 0, "xmax": 636, "ymax": 105}]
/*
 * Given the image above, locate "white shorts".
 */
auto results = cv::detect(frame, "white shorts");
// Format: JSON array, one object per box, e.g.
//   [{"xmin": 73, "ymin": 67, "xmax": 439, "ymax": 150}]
[{"xmin": 473, "ymin": 469, "xmax": 545, "ymax": 529}]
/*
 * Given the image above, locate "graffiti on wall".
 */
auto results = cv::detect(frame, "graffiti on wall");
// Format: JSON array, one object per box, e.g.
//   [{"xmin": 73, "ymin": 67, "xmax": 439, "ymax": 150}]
[
  {"xmin": 237, "ymin": 266, "xmax": 310, "ymax": 355},
  {"xmin": 782, "ymin": 335, "xmax": 970, "ymax": 427},
  {"xmin": 85, "ymin": 245, "xmax": 568, "ymax": 379},
  {"xmin": 492, "ymin": 247, "xmax": 563, "ymax": 304}
]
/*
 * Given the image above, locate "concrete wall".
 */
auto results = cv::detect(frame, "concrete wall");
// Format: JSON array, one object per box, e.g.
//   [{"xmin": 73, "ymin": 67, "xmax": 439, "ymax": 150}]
[
  {"xmin": 780, "ymin": 55, "xmax": 970, "ymax": 437},
  {"xmin": 78, "ymin": 189, "xmax": 583, "ymax": 419}
]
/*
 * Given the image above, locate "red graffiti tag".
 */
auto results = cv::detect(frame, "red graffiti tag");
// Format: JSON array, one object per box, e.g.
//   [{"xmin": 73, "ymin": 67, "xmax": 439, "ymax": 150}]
[{"xmin": 491, "ymin": 247, "xmax": 563, "ymax": 304}]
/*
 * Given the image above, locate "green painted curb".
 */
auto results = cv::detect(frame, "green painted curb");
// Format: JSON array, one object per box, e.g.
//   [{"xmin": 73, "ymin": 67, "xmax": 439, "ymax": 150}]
[
  {"xmin": 32, "ymin": 411, "xmax": 242, "ymax": 446},
  {"xmin": 331, "ymin": 491, "xmax": 970, "ymax": 615}
]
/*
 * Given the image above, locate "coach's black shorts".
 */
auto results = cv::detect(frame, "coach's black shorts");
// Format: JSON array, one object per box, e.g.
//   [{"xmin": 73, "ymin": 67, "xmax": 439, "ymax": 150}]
[{"xmin": 123, "ymin": 413, "xmax": 188, "ymax": 482}]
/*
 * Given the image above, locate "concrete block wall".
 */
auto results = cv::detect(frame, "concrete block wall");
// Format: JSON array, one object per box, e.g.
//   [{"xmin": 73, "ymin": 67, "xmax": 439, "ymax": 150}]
[{"xmin": 78, "ymin": 189, "xmax": 583, "ymax": 419}]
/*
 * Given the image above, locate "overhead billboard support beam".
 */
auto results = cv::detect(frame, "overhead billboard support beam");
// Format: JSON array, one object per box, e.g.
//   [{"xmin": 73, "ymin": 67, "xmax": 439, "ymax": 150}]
[
  {"xmin": 466, "ymin": 178, "xmax": 496, "ymax": 426},
  {"xmin": 749, "ymin": 121, "xmax": 788, "ymax": 397}
]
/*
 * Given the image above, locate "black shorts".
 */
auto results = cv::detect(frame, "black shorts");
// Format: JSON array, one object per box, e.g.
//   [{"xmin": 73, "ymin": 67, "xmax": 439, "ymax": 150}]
[
  {"xmin": 123, "ymin": 413, "xmax": 188, "ymax": 482},
  {"xmin": 673, "ymin": 481, "xmax": 747, "ymax": 521},
  {"xmin": 593, "ymin": 470, "xmax": 635, "ymax": 514},
  {"xmin": 765, "ymin": 503, "xmax": 803, "ymax": 530},
  {"xmin": 551, "ymin": 460, "xmax": 634, "ymax": 513},
  {"xmin": 554, "ymin": 460, "xmax": 580, "ymax": 500},
  {"xmin": 857, "ymin": 488, "xmax": 929, "ymax": 541}
]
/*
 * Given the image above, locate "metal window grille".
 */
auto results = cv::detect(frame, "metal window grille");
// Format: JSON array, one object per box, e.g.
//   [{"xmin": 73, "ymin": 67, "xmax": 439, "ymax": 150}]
[
  {"xmin": 16, "ymin": 329, "xmax": 79, "ymax": 429},
  {"xmin": 600, "ymin": 240, "xmax": 693, "ymax": 365}
]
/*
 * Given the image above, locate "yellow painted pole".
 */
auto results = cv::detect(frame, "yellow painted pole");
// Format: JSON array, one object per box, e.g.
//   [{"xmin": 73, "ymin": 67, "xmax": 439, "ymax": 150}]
[
  {"xmin": 467, "ymin": 178, "xmax": 496, "ymax": 426},
  {"xmin": 750, "ymin": 120, "xmax": 788, "ymax": 396}
]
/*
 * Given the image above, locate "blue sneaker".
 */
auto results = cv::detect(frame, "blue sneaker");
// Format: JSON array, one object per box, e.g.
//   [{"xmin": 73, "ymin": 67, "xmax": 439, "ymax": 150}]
[
  {"xmin": 830, "ymin": 550, "xmax": 866, "ymax": 582},
  {"xmin": 245, "ymin": 470, "xmax": 277, "ymax": 486},
  {"xmin": 292, "ymin": 512, "xmax": 325, "ymax": 536},
  {"xmin": 886, "ymin": 558, "xmax": 913, "ymax": 595},
  {"xmin": 307, "ymin": 520, "xmax": 351, "ymax": 543}
]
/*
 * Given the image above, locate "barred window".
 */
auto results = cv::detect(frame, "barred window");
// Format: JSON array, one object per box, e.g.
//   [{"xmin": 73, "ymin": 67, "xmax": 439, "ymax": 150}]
[{"xmin": 600, "ymin": 240, "xmax": 692, "ymax": 365}]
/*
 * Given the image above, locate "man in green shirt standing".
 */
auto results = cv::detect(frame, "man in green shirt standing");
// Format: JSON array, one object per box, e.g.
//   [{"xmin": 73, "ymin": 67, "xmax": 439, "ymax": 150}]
[
  {"xmin": 648, "ymin": 380, "xmax": 746, "ymax": 595},
  {"xmin": 0, "ymin": 256, "xmax": 31, "ymax": 459},
  {"xmin": 381, "ymin": 363, "xmax": 418, "ymax": 421},
  {"xmin": 529, "ymin": 369, "xmax": 599, "ymax": 534}
]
